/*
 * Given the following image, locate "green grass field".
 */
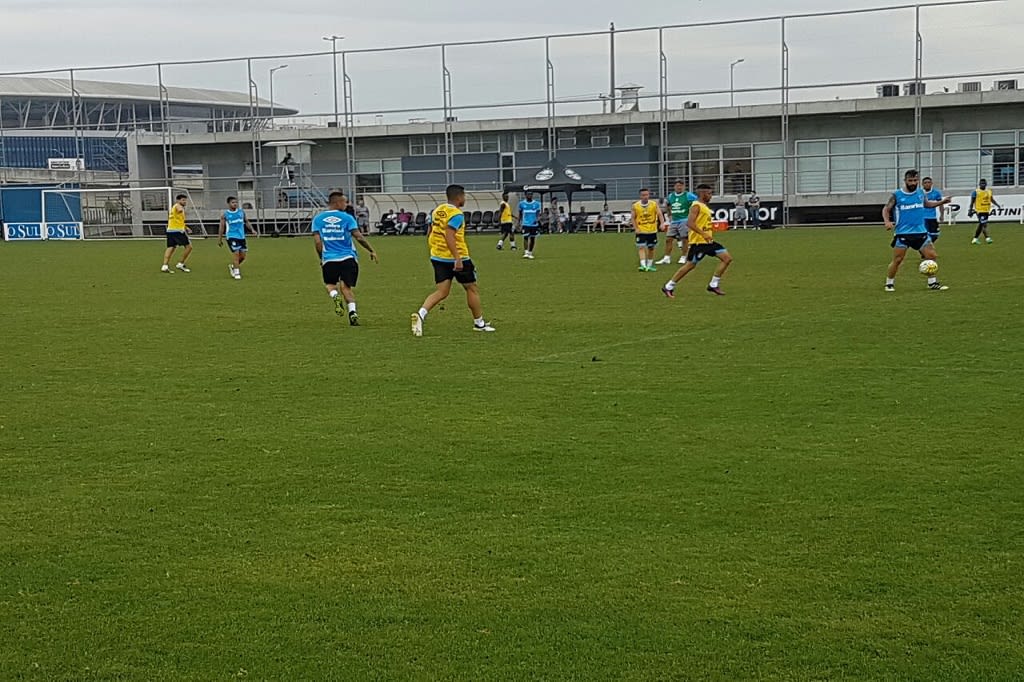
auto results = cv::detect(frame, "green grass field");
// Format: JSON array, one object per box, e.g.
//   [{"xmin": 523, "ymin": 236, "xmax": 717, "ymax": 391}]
[{"xmin": 2, "ymin": 227, "xmax": 1023, "ymax": 680}]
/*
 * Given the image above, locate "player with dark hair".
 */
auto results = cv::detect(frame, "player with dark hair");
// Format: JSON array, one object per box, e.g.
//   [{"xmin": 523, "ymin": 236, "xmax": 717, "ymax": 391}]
[
  {"xmin": 518, "ymin": 191, "xmax": 542, "ymax": 260},
  {"xmin": 921, "ymin": 177, "xmax": 944, "ymax": 247},
  {"xmin": 661, "ymin": 184, "xmax": 732, "ymax": 297},
  {"xmin": 632, "ymin": 188, "xmax": 666, "ymax": 272},
  {"xmin": 496, "ymin": 193, "xmax": 517, "ymax": 251},
  {"xmin": 218, "ymin": 196, "xmax": 254, "ymax": 280},
  {"xmin": 411, "ymin": 185, "xmax": 495, "ymax": 336},
  {"xmin": 968, "ymin": 178, "xmax": 1001, "ymax": 244},
  {"xmin": 312, "ymin": 190, "xmax": 378, "ymax": 326},
  {"xmin": 161, "ymin": 193, "xmax": 192, "ymax": 273},
  {"xmin": 657, "ymin": 179, "xmax": 698, "ymax": 265},
  {"xmin": 881, "ymin": 169, "xmax": 951, "ymax": 292}
]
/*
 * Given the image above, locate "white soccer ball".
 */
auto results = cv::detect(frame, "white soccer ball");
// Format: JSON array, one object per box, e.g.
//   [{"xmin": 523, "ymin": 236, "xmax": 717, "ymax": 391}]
[{"xmin": 919, "ymin": 259, "xmax": 939, "ymax": 276}]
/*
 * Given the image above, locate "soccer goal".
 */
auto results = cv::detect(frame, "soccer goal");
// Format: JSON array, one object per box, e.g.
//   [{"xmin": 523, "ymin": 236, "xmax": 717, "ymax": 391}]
[{"xmin": 40, "ymin": 187, "xmax": 208, "ymax": 239}]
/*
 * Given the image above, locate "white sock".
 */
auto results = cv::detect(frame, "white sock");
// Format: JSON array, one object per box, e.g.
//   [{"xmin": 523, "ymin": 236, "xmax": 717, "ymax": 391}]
[
  {"xmin": 886, "ymin": 278, "xmax": 895, "ymax": 286},
  {"xmin": 665, "ymin": 281, "xmax": 676, "ymax": 291},
  {"xmin": 710, "ymin": 276, "xmax": 721, "ymax": 288},
  {"xmin": 927, "ymin": 277, "xmax": 937, "ymax": 285},
  {"xmin": 639, "ymin": 258, "xmax": 646, "ymax": 267},
  {"xmin": 329, "ymin": 290, "xmax": 339, "ymax": 299},
  {"xmin": 418, "ymin": 307, "xmax": 429, "ymax": 321},
  {"xmin": 347, "ymin": 302, "xmax": 357, "ymax": 313},
  {"xmin": 474, "ymin": 317, "xmax": 485, "ymax": 327},
  {"xmin": 497, "ymin": 240, "xmax": 503, "ymax": 247}
]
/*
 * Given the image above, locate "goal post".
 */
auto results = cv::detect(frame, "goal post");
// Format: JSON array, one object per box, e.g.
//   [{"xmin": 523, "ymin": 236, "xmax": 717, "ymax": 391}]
[{"xmin": 39, "ymin": 187, "xmax": 209, "ymax": 239}]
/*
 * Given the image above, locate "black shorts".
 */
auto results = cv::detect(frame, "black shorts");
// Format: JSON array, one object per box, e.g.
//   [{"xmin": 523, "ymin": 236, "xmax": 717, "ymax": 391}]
[
  {"xmin": 635, "ymin": 232, "xmax": 658, "ymax": 248},
  {"xmin": 924, "ymin": 219, "xmax": 940, "ymax": 242},
  {"xmin": 500, "ymin": 222, "xmax": 514, "ymax": 235},
  {"xmin": 891, "ymin": 233, "xmax": 931, "ymax": 251},
  {"xmin": 227, "ymin": 238, "xmax": 248, "ymax": 253},
  {"xmin": 322, "ymin": 258, "xmax": 359, "ymax": 287},
  {"xmin": 522, "ymin": 226, "xmax": 540, "ymax": 238},
  {"xmin": 432, "ymin": 258, "xmax": 478, "ymax": 285},
  {"xmin": 166, "ymin": 231, "xmax": 190, "ymax": 248},
  {"xmin": 686, "ymin": 242, "xmax": 728, "ymax": 264},
  {"xmin": 978, "ymin": 212, "xmax": 990, "ymax": 225}
]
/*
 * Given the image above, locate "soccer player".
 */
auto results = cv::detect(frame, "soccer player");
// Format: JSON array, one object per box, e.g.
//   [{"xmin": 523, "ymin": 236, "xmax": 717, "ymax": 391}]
[
  {"xmin": 496, "ymin": 193, "xmax": 516, "ymax": 251},
  {"xmin": 161, "ymin": 194, "xmax": 192, "ymax": 273},
  {"xmin": 218, "ymin": 196, "xmax": 253, "ymax": 280},
  {"xmin": 661, "ymin": 184, "xmax": 732, "ymax": 297},
  {"xmin": 517, "ymin": 191, "xmax": 542, "ymax": 260},
  {"xmin": 656, "ymin": 180, "xmax": 698, "ymax": 265},
  {"xmin": 968, "ymin": 178, "xmax": 1001, "ymax": 244},
  {"xmin": 632, "ymin": 188, "xmax": 666, "ymax": 272},
  {"xmin": 881, "ymin": 169, "xmax": 951, "ymax": 292},
  {"xmin": 312, "ymin": 191, "xmax": 379, "ymax": 326},
  {"xmin": 921, "ymin": 177, "xmax": 944, "ymax": 247},
  {"xmin": 411, "ymin": 184, "xmax": 495, "ymax": 337}
]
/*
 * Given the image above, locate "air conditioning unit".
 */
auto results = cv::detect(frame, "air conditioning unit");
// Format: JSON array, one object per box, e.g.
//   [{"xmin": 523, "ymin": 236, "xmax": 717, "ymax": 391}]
[
  {"xmin": 445, "ymin": 116, "xmax": 458, "ymax": 122},
  {"xmin": 994, "ymin": 79, "xmax": 1018, "ymax": 91},
  {"xmin": 876, "ymin": 83, "xmax": 900, "ymax": 98},
  {"xmin": 903, "ymin": 81, "xmax": 926, "ymax": 96},
  {"xmin": 682, "ymin": 101, "xmax": 699, "ymax": 110},
  {"xmin": 957, "ymin": 81, "xmax": 982, "ymax": 93}
]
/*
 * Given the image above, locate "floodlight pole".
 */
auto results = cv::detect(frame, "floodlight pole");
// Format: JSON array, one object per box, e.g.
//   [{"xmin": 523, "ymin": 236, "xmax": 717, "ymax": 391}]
[
  {"xmin": 323, "ymin": 35, "xmax": 345, "ymax": 128},
  {"xmin": 730, "ymin": 58, "xmax": 745, "ymax": 107},
  {"xmin": 269, "ymin": 64, "xmax": 288, "ymax": 128}
]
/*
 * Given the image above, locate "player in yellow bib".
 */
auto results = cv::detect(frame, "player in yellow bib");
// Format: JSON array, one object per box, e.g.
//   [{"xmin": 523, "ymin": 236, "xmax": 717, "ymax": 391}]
[
  {"xmin": 661, "ymin": 184, "xmax": 733, "ymax": 297},
  {"xmin": 161, "ymin": 193, "xmax": 193, "ymax": 274},
  {"xmin": 411, "ymin": 184, "xmax": 495, "ymax": 337},
  {"xmin": 631, "ymin": 188, "xmax": 666, "ymax": 272},
  {"xmin": 968, "ymin": 178, "xmax": 1001, "ymax": 244},
  {"xmin": 495, "ymin": 192, "xmax": 517, "ymax": 252}
]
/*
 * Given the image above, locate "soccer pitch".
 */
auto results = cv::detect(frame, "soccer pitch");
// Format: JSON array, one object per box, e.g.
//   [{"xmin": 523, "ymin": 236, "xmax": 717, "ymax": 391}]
[{"xmin": 2, "ymin": 228, "xmax": 1022, "ymax": 680}]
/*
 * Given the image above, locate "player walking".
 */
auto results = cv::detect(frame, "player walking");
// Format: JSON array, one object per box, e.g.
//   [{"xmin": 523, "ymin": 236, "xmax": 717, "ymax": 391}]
[
  {"xmin": 411, "ymin": 185, "xmax": 495, "ymax": 337},
  {"xmin": 161, "ymin": 194, "xmax": 192, "ymax": 274},
  {"xmin": 312, "ymin": 191, "xmax": 378, "ymax": 326},
  {"xmin": 656, "ymin": 180, "xmax": 698, "ymax": 265},
  {"xmin": 921, "ymin": 177, "xmax": 944, "ymax": 246},
  {"xmin": 661, "ymin": 184, "xmax": 732, "ymax": 297},
  {"xmin": 218, "ymin": 196, "xmax": 254, "ymax": 280},
  {"xmin": 496, "ymin": 193, "xmax": 517, "ymax": 251},
  {"xmin": 881, "ymin": 169, "xmax": 951, "ymax": 292},
  {"xmin": 632, "ymin": 188, "xmax": 666, "ymax": 272},
  {"xmin": 518, "ymin": 191, "xmax": 542, "ymax": 260},
  {"xmin": 969, "ymin": 178, "xmax": 1001, "ymax": 244}
]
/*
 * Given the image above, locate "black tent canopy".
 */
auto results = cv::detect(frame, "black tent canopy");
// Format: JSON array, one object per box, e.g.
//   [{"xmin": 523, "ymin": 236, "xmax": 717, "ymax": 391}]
[{"xmin": 504, "ymin": 157, "xmax": 607, "ymax": 211}]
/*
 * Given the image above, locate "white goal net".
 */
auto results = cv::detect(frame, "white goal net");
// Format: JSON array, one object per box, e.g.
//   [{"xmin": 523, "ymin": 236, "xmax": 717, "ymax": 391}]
[{"xmin": 41, "ymin": 187, "xmax": 209, "ymax": 239}]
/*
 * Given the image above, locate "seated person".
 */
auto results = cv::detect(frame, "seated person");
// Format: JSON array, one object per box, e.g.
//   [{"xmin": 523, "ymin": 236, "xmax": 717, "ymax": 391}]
[
  {"xmin": 397, "ymin": 209, "xmax": 413, "ymax": 235},
  {"xmin": 380, "ymin": 209, "xmax": 398, "ymax": 234},
  {"xmin": 572, "ymin": 206, "xmax": 588, "ymax": 233},
  {"xmin": 594, "ymin": 204, "xmax": 615, "ymax": 232}
]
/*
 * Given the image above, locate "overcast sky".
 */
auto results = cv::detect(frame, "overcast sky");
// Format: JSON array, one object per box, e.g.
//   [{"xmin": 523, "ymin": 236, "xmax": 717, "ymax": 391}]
[{"xmin": 1, "ymin": 0, "xmax": 1021, "ymax": 123}]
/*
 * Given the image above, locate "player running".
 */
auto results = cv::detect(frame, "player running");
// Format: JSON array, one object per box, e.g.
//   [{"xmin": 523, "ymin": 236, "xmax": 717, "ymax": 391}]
[
  {"xmin": 312, "ymin": 191, "xmax": 379, "ymax": 326},
  {"xmin": 656, "ymin": 180, "xmax": 698, "ymax": 265},
  {"xmin": 969, "ymin": 178, "xmax": 1001, "ymax": 244},
  {"xmin": 517, "ymin": 191, "xmax": 542, "ymax": 260},
  {"xmin": 218, "ymin": 196, "xmax": 254, "ymax": 280},
  {"xmin": 411, "ymin": 185, "xmax": 495, "ymax": 337},
  {"xmin": 632, "ymin": 188, "xmax": 666, "ymax": 272},
  {"xmin": 882, "ymin": 169, "xmax": 951, "ymax": 292},
  {"xmin": 661, "ymin": 184, "xmax": 732, "ymax": 297},
  {"xmin": 161, "ymin": 194, "xmax": 192, "ymax": 274},
  {"xmin": 921, "ymin": 177, "xmax": 944, "ymax": 247},
  {"xmin": 496, "ymin": 193, "xmax": 517, "ymax": 251}
]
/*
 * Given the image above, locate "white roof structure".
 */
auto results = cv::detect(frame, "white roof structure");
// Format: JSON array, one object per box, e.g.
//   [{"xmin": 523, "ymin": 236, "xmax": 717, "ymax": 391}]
[{"xmin": 0, "ymin": 76, "xmax": 296, "ymax": 114}]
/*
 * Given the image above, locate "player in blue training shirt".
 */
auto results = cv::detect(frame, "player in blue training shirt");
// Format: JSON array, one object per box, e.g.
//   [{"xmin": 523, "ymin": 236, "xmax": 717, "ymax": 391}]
[
  {"xmin": 921, "ymin": 176, "xmax": 944, "ymax": 245},
  {"xmin": 881, "ymin": 169, "xmax": 951, "ymax": 293},
  {"xmin": 312, "ymin": 190, "xmax": 378, "ymax": 326},
  {"xmin": 218, "ymin": 196, "xmax": 254, "ymax": 280},
  {"xmin": 517, "ymin": 191, "xmax": 543, "ymax": 260}
]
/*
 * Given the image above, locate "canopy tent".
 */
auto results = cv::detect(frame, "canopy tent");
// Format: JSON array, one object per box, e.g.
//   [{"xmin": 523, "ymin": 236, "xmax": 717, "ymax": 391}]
[{"xmin": 504, "ymin": 157, "xmax": 607, "ymax": 214}]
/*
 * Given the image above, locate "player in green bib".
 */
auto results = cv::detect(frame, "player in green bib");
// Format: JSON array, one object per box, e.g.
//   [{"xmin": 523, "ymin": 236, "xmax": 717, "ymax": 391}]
[{"xmin": 657, "ymin": 180, "xmax": 700, "ymax": 265}]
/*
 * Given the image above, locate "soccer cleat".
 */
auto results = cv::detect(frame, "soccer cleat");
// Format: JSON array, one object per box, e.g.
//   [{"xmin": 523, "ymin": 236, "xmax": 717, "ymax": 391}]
[
  {"xmin": 524, "ymin": 253, "xmax": 535, "ymax": 260},
  {"xmin": 349, "ymin": 311, "xmax": 360, "ymax": 326},
  {"xmin": 986, "ymin": 237, "xmax": 994, "ymax": 244},
  {"xmin": 161, "ymin": 264, "xmax": 173, "ymax": 274},
  {"xmin": 638, "ymin": 265, "xmax": 647, "ymax": 272},
  {"xmin": 176, "ymin": 262, "xmax": 191, "ymax": 273},
  {"xmin": 511, "ymin": 245, "xmax": 518, "ymax": 251},
  {"xmin": 678, "ymin": 257, "xmax": 688, "ymax": 264},
  {"xmin": 333, "ymin": 297, "xmax": 345, "ymax": 317},
  {"xmin": 474, "ymin": 321, "xmax": 497, "ymax": 333},
  {"xmin": 233, "ymin": 273, "xmax": 241, "ymax": 280},
  {"xmin": 661, "ymin": 286, "xmax": 675, "ymax": 299},
  {"xmin": 411, "ymin": 313, "xmax": 423, "ymax": 337},
  {"xmin": 972, "ymin": 238, "xmax": 980, "ymax": 245},
  {"xmin": 706, "ymin": 286, "xmax": 725, "ymax": 296},
  {"xmin": 929, "ymin": 282, "xmax": 949, "ymax": 291},
  {"xmin": 496, "ymin": 243, "xmax": 503, "ymax": 251},
  {"xmin": 656, "ymin": 256, "xmax": 672, "ymax": 265},
  {"xmin": 884, "ymin": 284, "xmax": 895, "ymax": 292}
]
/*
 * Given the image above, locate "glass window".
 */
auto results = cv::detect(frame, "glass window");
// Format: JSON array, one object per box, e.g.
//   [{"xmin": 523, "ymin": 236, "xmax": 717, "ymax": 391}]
[
  {"xmin": 691, "ymin": 146, "xmax": 721, "ymax": 192},
  {"xmin": 481, "ymin": 136, "xmax": 500, "ymax": 153},
  {"xmin": 382, "ymin": 159, "xmax": 403, "ymax": 192},
  {"xmin": 829, "ymin": 139, "xmax": 861, "ymax": 193},
  {"xmin": 515, "ymin": 131, "xmax": 545, "ymax": 152},
  {"xmin": 944, "ymin": 133, "xmax": 979, "ymax": 188},
  {"xmin": 665, "ymin": 148, "xmax": 690, "ymax": 191},
  {"xmin": 409, "ymin": 138, "xmax": 424, "ymax": 156},
  {"xmin": 501, "ymin": 153, "xmax": 515, "ymax": 185},
  {"xmin": 592, "ymin": 128, "xmax": 611, "ymax": 148},
  {"xmin": 796, "ymin": 140, "xmax": 828, "ymax": 193},
  {"xmin": 753, "ymin": 143, "xmax": 783, "ymax": 195},
  {"xmin": 624, "ymin": 126, "xmax": 644, "ymax": 146},
  {"xmin": 575, "ymin": 129, "xmax": 592, "ymax": 148},
  {"xmin": 557, "ymin": 129, "xmax": 577, "ymax": 150},
  {"xmin": 864, "ymin": 137, "xmax": 896, "ymax": 191},
  {"xmin": 723, "ymin": 145, "xmax": 752, "ymax": 194}
]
